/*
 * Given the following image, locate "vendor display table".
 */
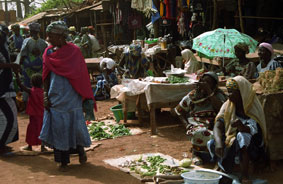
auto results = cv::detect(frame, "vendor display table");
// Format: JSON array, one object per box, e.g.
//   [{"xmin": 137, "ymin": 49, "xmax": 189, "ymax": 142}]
[{"xmin": 111, "ymin": 78, "xmax": 196, "ymax": 134}]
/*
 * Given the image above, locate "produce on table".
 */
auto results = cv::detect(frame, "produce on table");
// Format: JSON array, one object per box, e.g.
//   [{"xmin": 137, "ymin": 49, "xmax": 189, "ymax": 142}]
[
  {"xmin": 119, "ymin": 155, "xmax": 186, "ymax": 177},
  {"xmin": 179, "ymin": 158, "xmax": 192, "ymax": 168},
  {"xmin": 88, "ymin": 122, "xmax": 131, "ymax": 140},
  {"xmin": 167, "ymin": 76, "xmax": 189, "ymax": 84}
]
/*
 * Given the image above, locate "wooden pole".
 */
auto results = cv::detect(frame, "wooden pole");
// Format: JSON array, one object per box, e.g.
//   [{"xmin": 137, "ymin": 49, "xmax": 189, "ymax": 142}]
[
  {"xmin": 212, "ymin": 0, "xmax": 217, "ymax": 30},
  {"xmin": 75, "ymin": 14, "xmax": 79, "ymax": 31},
  {"xmin": 238, "ymin": 0, "xmax": 244, "ymax": 33},
  {"xmin": 94, "ymin": 11, "xmax": 97, "ymax": 36},
  {"xmin": 234, "ymin": 15, "xmax": 283, "ymax": 20},
  {"xmin": 89, "ymin": 11, "xmax": 93, "ymax": 26}
]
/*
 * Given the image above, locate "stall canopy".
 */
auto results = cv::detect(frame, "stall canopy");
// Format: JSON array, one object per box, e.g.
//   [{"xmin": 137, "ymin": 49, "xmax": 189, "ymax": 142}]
[
  {"xmin": 76, "ymin": 1, "xmax": 102, "ymax": 12},
  {"xmin": 19, "ymin": 12, "xmax": 47, "ymax": 25}
]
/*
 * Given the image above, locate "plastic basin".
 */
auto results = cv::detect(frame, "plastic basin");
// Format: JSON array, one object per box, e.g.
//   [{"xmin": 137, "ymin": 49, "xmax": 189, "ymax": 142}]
[
  {"xmin": 181, "ymin": 171, "xmax": 222, "ymax": 184},
  {"xmin": 110, "ymin": 104, "xmax": 135, "ymax": 123}
]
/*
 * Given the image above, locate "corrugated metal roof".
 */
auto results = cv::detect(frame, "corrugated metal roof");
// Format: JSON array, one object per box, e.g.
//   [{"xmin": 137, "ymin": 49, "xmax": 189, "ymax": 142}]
[{"xmin": 19, "ymin": 12, "xmax": 47, "ymax": 25}]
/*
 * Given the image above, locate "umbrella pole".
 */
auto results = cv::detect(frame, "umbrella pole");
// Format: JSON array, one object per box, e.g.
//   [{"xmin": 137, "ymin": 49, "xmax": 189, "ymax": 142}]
[{"xmin": 223, "ymin": 34, "xmax": 225, "ymax": 68}]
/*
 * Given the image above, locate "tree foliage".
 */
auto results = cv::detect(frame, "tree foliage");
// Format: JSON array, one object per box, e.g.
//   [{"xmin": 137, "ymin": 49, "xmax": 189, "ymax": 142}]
[{"xmin": 29, "ymin": 0, "xmax": 83, "ymax": 17}]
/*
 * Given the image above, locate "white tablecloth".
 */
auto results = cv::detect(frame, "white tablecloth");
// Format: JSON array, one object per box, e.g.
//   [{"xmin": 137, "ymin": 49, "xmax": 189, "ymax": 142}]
[{"xmin": 111, "ymin": 77, "xmax": 196, "ymax": 105}]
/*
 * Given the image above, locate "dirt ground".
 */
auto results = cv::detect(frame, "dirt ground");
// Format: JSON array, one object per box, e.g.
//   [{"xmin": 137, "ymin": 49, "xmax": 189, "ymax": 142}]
[{"xmin": 0, "ymin": 99, "xmax": 283, "ymax": 184}]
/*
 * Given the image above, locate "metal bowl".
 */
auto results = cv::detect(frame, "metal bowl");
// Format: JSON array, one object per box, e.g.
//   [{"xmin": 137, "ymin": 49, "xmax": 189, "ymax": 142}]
[{"xmin": 163, "ymin": 70, "xmax": 186, "ymax": 77}]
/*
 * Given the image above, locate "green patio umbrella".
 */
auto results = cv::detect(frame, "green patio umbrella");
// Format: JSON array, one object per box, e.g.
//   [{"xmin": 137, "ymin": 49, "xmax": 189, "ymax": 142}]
[{"xmin": 192, "ymin": 28, "xmax": 258, "ymax": 59}]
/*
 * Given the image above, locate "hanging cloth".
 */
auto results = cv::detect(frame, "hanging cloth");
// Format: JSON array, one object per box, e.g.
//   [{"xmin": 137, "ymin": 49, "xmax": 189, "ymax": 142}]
[
  {"xmin": 170, "ymin": 0, "xmax": 177, "ymax": 18},
  {"xmin": 177, "ymin": 12, "xmax": 186, "ymax": 36},
  {"xmin": 160, "ymin": 0, "xmax": 164, "ymax": 17},
  {"xmin": 164, "ymin": 0, "xmax": 170, "ymax": 19},
  {"xmin": 151, "ymin": 0, "xmax": 161, "ymax": 23},
  {"xmin": 187, "ymin": 0, "xmax": 190, "ymax": 7},
  {"xmin": 116, "ymin": 2, "xmax": 122, "ymax": 24},
  {"xmin": 182, "ymin": 0, "xmax": 188, "ymax": 7}
]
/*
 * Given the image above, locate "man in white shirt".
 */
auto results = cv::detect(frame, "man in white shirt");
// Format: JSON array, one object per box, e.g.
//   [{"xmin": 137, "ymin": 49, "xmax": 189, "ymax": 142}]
[{"xmin": 88, "ymin": 26, "xmax": 101, "ymax": 57}]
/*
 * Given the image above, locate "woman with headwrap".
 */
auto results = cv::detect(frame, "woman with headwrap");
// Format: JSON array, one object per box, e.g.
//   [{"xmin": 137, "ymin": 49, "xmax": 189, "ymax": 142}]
[
  {"xmin": 174, "ymin": 72, "xmax": 226, "ymax": 165},
  {"xmin": 207, "ymin": 76, "xmax": 267, "ymax": 182},
  {"xmin": 19, "ymin": 22, "xmax": 48, "ymax": 103},
  {"xmin": 119, "ymin": 43, "xmax": 148, "ymax": 79},
  {"xmin": 0, "ymin": 24, "xmax": 21, "ymax": 149},
  {"xmin": 9, "ymin": 24, "xmax": 24, "ymax": 53},
  {"xmin": 255, "ymin": 42, "xmax": 282, "ymax": 78},
  {"xmin": 181, "ymin": 49, "xmax": 202, "ymax": 74},
  {"xmin": 94, "ymin": 57, "xmax": 118, "ymax": 101},
  {"xmin": 39, "ymin": 21, "xmax": 94, "ymax": 170},
  {"xmin": 224, "ymin": 43, "xmax": 257, "ymax": 79}
]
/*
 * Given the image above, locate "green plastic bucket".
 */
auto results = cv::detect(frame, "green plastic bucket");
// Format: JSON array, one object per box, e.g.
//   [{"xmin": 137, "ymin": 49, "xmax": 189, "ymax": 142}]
[{"xmin": 110, "ymin": 104, "xmax": 135, "ymax": 123}]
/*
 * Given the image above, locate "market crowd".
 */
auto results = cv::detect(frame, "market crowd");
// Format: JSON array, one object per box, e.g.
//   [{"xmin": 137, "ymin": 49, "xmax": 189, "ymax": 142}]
[{"xmin": 0, "ymin": 20, "xmax": 282, "ymax": 182}]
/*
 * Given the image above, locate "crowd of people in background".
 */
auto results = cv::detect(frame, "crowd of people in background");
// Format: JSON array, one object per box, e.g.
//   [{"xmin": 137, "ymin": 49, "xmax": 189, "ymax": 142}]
[{"xmin": 67, "ymin": 25, "xmax": 101, "ymax": 59}]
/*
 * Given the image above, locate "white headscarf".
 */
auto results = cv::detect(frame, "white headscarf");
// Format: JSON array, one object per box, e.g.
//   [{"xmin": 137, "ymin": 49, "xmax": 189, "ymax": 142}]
[
  {"xmin": 181, "ymin": 49, "xmax": 201, "ymax": 74},
  {"xmin": 215, "ymin": 76, "xmax": 267, "ymax": 147},
  {"xmin": 100, "ymin": 58, "xmax": 116, "ymax": 70}
]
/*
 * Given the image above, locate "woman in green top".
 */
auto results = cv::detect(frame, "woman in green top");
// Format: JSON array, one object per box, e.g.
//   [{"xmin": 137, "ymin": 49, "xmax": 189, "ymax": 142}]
[{"xmin": 224, "ymin": 43, "xmax": 256, "ymax": 79}]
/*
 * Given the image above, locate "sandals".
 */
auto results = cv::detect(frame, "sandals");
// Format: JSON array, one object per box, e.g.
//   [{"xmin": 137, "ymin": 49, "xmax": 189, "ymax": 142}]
[{"xmin": 22, "ymin": 145, "xmax": 32, "ymax": 151}]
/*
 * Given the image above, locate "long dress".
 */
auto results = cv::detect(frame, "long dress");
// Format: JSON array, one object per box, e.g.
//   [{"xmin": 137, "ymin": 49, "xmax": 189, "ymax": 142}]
[
  {"xmin": 0, "ymin": 51, "xmax": 18, "ymax": 147},
  {"xmin": 39, "ymin": 72, "xmax": 91, "ymax": 151},
  {"xmin": 176, "ymin": 89, "xmax": 226, "ymax": 152},
  {"xmin": 20, "ymin": 37, "xmax": 48, "ymax": 88}
]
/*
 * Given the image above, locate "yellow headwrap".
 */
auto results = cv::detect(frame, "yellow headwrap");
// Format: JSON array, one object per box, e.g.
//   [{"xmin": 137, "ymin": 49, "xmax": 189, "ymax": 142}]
[
  {"xmin": 215, "ymin": 76, "xmax": 267, "ymax": 147},
  {"xmin": 226, "ymin": 78, "xmax": 239, "ymax": 90}
]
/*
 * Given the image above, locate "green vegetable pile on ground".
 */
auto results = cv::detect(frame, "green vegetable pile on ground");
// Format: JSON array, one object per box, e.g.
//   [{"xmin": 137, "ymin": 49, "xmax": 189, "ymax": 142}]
[
  {"xmin": 167, "ymin": 76, "xmax": 189, "ymax": 84},
  {"xmin": 109, "ymin": 124, "xmax": 131, "ymax": 137},
  {"xmin": 120, "ymin": 155, "xmax": 185, "ymax": 177},
  {"xmin": 88, "ymin": 122, "xmax": 131, "ymax": 140}
]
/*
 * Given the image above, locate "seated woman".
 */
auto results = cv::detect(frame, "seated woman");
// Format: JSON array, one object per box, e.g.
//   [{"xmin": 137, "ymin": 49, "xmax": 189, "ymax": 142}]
[
  {"xmin": 175, "ymin": 72, "xmax": 226, "ymax": 164},
  {"xmin": 255, "ymin": 42, "xmax": 282, "ymax": 78},
  {"xmin": 225, "ymin": 43, "xmax": 257, "ymax": 79},
  {"xmin": 94, "ymin": 57, "xmax": 118, "ymax": 100},
  {"xmin": 181, "ymin": 49, "xmax": 202, "ymax": 74},
  {"xmin": 119, "ymin": 44, "xmax": 148, "ymax": 79},
  {"xmin": 207, "ymin": 76, "xmax": 267, "ymax": 182}
]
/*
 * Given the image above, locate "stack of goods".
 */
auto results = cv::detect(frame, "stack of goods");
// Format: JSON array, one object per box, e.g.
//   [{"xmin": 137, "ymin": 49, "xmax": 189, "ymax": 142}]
[{"xmin": 258, "ymin": 68, "xmax": 283, "ymax": 93}]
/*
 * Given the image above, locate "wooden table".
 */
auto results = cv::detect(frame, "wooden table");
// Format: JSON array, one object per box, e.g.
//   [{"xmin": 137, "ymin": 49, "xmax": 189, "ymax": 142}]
[
  {"xmin": 85, "ymin": 57, "xmax": 102, "ymax": 82},
  {"xmin": 112, "ymin": 81, "xmax": 195, "ymax": 135}
]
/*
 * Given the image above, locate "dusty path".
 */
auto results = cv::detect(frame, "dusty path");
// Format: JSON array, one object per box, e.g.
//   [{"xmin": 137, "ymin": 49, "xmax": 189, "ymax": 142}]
[{"xmin": 0, "ymin": 99, "xmax": 282, "ymax": 184}]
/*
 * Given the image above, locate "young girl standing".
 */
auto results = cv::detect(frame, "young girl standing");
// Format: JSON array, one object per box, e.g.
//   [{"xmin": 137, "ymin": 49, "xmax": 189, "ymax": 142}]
[{"xmin": 16, "ymin": 73, "xmax": 46, "ymax": 152}]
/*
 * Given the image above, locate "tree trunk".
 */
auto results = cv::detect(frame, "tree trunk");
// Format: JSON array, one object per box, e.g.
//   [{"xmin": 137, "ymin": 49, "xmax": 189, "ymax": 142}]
[
  {"xmin": 23, "ymin": 0, "xmax": 30, "ymax": 17},
  {"xmin": 16, "ymin": 0, "xmax": 23, "ymax": 18},
  {"xmin": 4, "ymin": 0, "xmax": 9, "ymax": 25}
]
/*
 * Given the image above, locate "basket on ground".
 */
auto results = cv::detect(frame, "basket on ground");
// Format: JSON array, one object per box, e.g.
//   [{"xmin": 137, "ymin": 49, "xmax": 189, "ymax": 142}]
[{"xmin": 110, "ymin": 104, "xmax": 135, "ymax": 123}]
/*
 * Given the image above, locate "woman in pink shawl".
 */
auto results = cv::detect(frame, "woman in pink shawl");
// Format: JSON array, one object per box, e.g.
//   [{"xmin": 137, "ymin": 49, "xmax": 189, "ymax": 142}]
[{"xmin": 39, "ymin": 21, "xmax": 94, "ymax": 171}]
